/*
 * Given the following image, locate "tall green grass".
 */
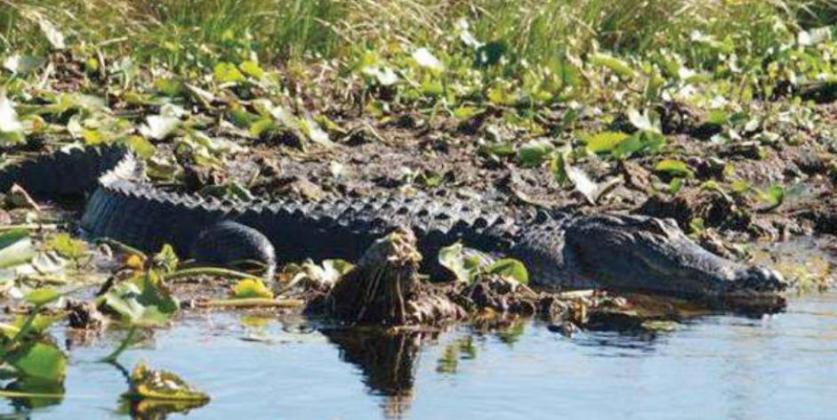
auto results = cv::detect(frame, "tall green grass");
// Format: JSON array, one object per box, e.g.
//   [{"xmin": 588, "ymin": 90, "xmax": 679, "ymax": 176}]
[{"xmin": 0, "ymin": 0, "xmax": 833, "ymax": 67}]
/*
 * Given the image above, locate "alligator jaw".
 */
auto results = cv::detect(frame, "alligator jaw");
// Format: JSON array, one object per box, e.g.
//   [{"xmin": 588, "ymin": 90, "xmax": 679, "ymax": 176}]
[{"xmin": 556, "ymin": 214, "xmax": 787, "ymax": 301}]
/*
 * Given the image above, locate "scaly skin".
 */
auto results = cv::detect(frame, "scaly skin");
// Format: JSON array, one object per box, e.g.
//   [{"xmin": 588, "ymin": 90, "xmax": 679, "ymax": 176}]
[{"xmin": 0, "ymin": 145, "xmax": 787, "ymax": 301}]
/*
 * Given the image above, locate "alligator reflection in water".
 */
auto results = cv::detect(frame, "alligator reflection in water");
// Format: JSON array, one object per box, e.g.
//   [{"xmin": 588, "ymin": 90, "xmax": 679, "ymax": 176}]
[{"xmin": 322, "ymin": 327, "xmax": 438, "ymax": 418}]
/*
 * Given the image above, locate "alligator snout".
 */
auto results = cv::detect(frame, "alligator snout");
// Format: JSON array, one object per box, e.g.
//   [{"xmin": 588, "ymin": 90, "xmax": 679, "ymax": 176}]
[{"xmin": 731, "ymin": 266, "xmax": 788, "ymax": 293}]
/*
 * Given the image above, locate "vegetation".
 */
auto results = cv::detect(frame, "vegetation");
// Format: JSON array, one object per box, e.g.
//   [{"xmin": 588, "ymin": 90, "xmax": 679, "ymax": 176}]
[{"xmin": 0, "ymin": 0, "xmax": 834, "ymax": 416}]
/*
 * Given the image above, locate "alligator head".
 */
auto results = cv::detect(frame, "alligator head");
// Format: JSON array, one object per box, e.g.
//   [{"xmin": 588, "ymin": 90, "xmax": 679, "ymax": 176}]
[{"xmin": 558, "ymin": 214, "xmax": 787, "ymax": 301}]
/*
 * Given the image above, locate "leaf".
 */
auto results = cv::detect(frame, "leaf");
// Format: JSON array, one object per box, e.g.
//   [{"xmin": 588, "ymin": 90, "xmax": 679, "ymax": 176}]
[
  {"xmin": 412, "ymin": 48, "xmax": 444, "ymax": 72},
  {"xmin": 122, "ymin": 135, "xmax": 156, "ymax": 159},
  {"xmin": 654, "ymin": 159, "xmax": 693, "ymax": 177},
  {"xmin": 213, "ymin": 62, "xmax": 245, "ymax": 83},
  {"xmin": 668, "ymin": 177, "xmax": 684, "ymax": 194},
  {"xmin": 45, "ymin": 233, "xmax": 87, "ymax": 261},
  {"xmin": 757, "ymin": 185, "xmax": 785, "ymax": 211},
  {"xmin": 0, "ymin": 92, "xmax": 25, "ymax": 144},
  {"xmin": 139, "ymin": 115, "xmax": 180, "ymax": 140},
  {"xmin": 627, "ymin": 108, "xmax": 661, "ymax": 134},
  {"xmin": 6, "ymin": 341, "xmax": 67, "ymax": 383},
  {"xmin": 36, "ymin": 17, "xmax": 66, "ymax": 50},
  {"xmin": 239, "ymin": 61, "xmax": 265, "ymax": 79},
  {"xmin": 299, "ymin": 118, "xmax": 335, "ymax": 147},
  {"xmin": 566, "ymin": 165, "xmax": 599, "ymax": 204},
  {"xmin": 549, "ymin": 150, "xmax": 569, "ymax": 185},
  {"xmin": 24, "ymin": 288, "xmax": 61, "ymax": 306},
  {"xmin": 99, "ymin": 273, "xmax": 179, "ymax": 326},
  {"xmin": 153, "ymin": 78, "xmax": 183, "ymax": 96},
  {"xmin": 0, "ymin": 231, "xmax": 35, "ymax": 269},
  {"xmin": 516, "ymin": 139, "xmax": 554, "ymax": 167},
  {"xmin": 438, "ymin": 243, "xmax": 492, "ymax": 284},
  {"xmin": 3, "ymin": 55, "xmax": 43, "ymax": 75},
  {"xmin": 438, "ymin": 243, "xmax": 471, "ymax": 283},
  {"xmin": 152, "ymin": 245, "xmax": 179, "ymax": 274},
  {"xmin": 590, "ymin": 53, "xmax": 635, "ymax": 79},
  {"xmin": 487, "ymin": 259, "xmax": 529, "ymax": 284},
  {"xmin": 584, "ymin": 131, "xmax": 630, "ymax": 154},
  {"xmin": 231, "ymin": 279, "xmax": 274, "ymax": 299},
  {"xmin": 126, "ymin": 362, "xmax": 209, "ymax": 402}
]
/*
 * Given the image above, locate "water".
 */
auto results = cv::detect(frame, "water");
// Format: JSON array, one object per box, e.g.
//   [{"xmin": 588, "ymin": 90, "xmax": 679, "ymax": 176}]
[{"xmin": 2, "ymin": 292, "xmax": 837, "ymax": 419}]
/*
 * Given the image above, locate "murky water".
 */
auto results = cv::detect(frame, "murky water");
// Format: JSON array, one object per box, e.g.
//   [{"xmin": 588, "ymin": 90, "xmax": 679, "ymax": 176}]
[{"xmin": 2, "ymin": 291, "xmax": 837, "ymax": 419}]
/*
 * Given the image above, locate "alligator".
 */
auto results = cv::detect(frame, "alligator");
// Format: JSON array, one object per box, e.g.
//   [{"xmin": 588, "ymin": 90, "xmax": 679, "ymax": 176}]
[{"xmin": 0, "ymin": 145, "xmax": 787, "ymax": 301}]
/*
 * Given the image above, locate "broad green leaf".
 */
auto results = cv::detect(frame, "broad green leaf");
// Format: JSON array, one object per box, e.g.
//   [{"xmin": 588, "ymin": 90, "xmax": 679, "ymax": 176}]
[
  {"xmin": 0, "ymin": 231, "xmax": 35, "ymax": 269},
  {"xmin": 99, "ymin": 273, "xmax": 179, "ymax": 326},
  {"xmin": 231, "ymin": 279, "xmax": 274, "ymax": 299},
  {"xmin": 590, "ymin": 53, "xmax": 635, "ymax": 79},
  {"xmin": 517, "ymin": 139, "xmax": 554, "ymax": 167},
  {"xmin": 239, "ymin": 61, "xmax": 265, "ymax": 79},
  {"xmin": 122, "ymin": 135, "xmax": 156, "ymax": 159},
  {"xmin": 584, "ymin": 131, "xmax": 629, "ymax": 154},
  {"xmin": 154, "ymin": 78, "xmax": 183, "ymax": 96},
  {"xmin": 7, "ymin": 341, "xmax": 67, "ymax": 383},
  {"xmin": 126, "ymin": 362, "xmax": 209, "ymax": 402},
  {"xmin": 627, "ymin": 108, "xmax": 661, "ymax": 134},
  {"xmin": 487, "ymin": 258, "xmax": 529, "ymax": 284},
  {"xmin": 24, "ymin": 288, "xmax": 61, "ymax": 306},
  {"xmin": 438, "ymin": 242, "xmax": 480, "ymax": 283},
  {"xmin": 453, "ymin": 106, "xmax": 481, "ymax": 119},
  {"xmin": 152, "ymin": 245, "xmax": 179, "ymax": 274},
  {"xmin": 45, "ymin": 233, "xmax": 87, "ymax": 260},
  {"xmin": 668, "ymin": 177, "xmax": 684, "ymax": 194},
  {"xmin": 214, "ymin": 62, "xmax": 245, "ymax": 83},
  {"xmin": 757, "ymin": 185, "xmax": 785, "ymax": 210},
  {"xmin": 654, "ymin": 159, "xmax": 693, "ymax": 177}
]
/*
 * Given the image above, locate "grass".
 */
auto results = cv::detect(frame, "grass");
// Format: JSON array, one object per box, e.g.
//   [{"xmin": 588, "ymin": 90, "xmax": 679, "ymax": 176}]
[
  {"xmin": 0, "ymin": 0, "xmax": 833, "ymax": 192},
  {"xmin": 1, "ymin": 1, "xmax": 833, "ymax": 62}
]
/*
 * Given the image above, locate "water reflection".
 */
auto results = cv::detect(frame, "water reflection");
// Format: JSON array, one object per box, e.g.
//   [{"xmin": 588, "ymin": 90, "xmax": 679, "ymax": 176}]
[
  {"xmin": 1, "ymin": 292, "xmax": 835, "ymax": 419},
  {"xmin": 321, "ymin": 327, "xmax": 437, "ymax": 417}
]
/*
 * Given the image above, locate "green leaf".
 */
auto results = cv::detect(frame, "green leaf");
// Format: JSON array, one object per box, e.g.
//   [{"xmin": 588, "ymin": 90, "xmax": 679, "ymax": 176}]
[
  {"xmin": 45, "ymin": 233, "xmax": 87, "ymax": 261},
  {"xmin": 590, "ymin": 53, "xmax": 635, "ymax": 79},
  {"xmin": 668, "ymin": 177, "xmax": 684, "ymax": 194},
  {"xmin": 152, "ymin": 245, "xmax": 179, "ymax": 274},
  {"xmin": 654, "ymin": 159, "xmax": 693, "ymax": 177},
  {"xmin": 99, "ymin": 273, "xmax": 179, "ymax": 326},
  {"xmin": 516, "ymin": 139, "xmax": 554, "ymax": 167},
  {"xmin": 438, "ymin": 243, "xmax": 494, "ymax": 284},
  {"xmin": 122, "ymin": 135, "xmax": 156, "ymax": 159},
  {"xmin": 627, "ymin": 108, "xmax": 661, "ymax": 134},
  {"xmin": 24, "ymin": 288, "xmax": 61, "ymax": 306},
  {"xmin": 549, "ymin": 150, "xmax": 569, "ymax": 185},
  {"xmin": 231, "ymin": 279, "xmax": 274, "ymax": 299},
  {"xmin": 583, "ymin": 131, "xmax": 630, "ymax": 154},
  {"xmin": 239, "ymin": 61, "xmax": 265, "ymax": 79},
  {"xmin": 213, "ymin": 62, "xmax": 245, "ymax": 83},
  {"xmin": 6, "ymin": 341, "xmax": 67, "ymax": 383},
  {"xmin": 757, "ymin": 185, "xmax": 785, "ymax": 210},
  {"xmin": 153, "ymin": 78, "xmax": 183, "ymax": 96},
  {"xmin": 487, "ymin": 259, "xmax": 529, "ymax": 284},
  {"xmin": 126, "ymin": 362, "xmax": 209, "ymax": 402},
  {"xmin": 0, "ymin": 230, "xmax": 34, "ymax": 269}
]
